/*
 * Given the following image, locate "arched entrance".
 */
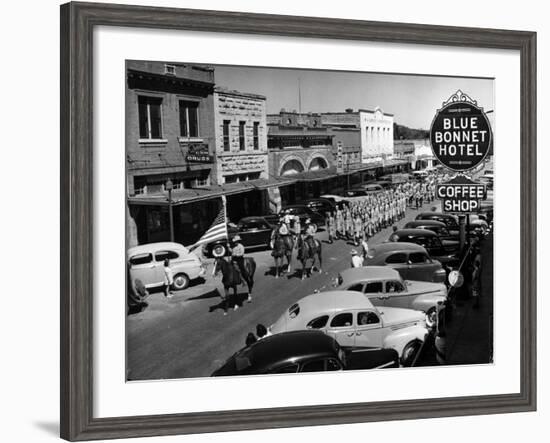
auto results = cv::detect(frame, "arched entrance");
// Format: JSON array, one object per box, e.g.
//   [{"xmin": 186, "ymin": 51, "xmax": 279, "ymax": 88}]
[
  {"xmin": 308, "ymin": 156, "xmax": 328, "ymax": 171},
  {"xmin": 280, "ymin": 159, "xmax": 305, "ymax": 176}
]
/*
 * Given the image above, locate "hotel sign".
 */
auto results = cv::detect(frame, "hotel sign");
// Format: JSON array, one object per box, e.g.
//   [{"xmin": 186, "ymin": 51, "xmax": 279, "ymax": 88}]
[{"xmin": 430, "ymin": 90, "xmax": 492, "ymax": 171}]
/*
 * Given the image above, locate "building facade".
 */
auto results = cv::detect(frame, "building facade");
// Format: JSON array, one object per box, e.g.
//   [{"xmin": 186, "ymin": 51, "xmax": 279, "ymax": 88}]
[
  {"xmin": 126, "ymin": 61, "xmax": 217, "ymax": 195},
  {"xmin": 321, "ymin": 107, "xmax": 394, "ymax": 163},
  {"xmin": 213, "ymin": 88, "xmax": 269, "ymax": 184}
]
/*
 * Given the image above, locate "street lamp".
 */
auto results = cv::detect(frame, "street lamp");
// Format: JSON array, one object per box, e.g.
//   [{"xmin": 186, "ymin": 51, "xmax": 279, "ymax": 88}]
[{"xmin": 165, "ymin": 178, "xmax": 175, "ymax": 242}]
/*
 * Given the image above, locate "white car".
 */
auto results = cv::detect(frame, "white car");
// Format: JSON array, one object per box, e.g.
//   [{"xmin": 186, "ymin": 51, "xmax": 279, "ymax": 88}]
[
  {"xmin": 334, "ymin": 266, "xmax": 447, "ymax": 328},
  {"xmin": 128, "ymin": 242, "xmax": 205, "ymax": 290},
  {"xmin": 269, "ymin": 291, "xmax": 429, "ymax": 366}
]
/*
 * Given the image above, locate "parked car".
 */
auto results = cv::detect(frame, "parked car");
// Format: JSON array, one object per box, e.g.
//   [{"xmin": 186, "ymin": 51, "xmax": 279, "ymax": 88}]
[
  {"xmin": 320, "ymin": 194, "xmax": 351, "ymax": 209},
  {"xmin": 204, "ymin": 216, "xmax": 275, "ymax": 258},
  {"xmin": 358, "ymin": 183, "xmax": 385, "ymax": 193},
  {"xmin": 369, "ymin": 180, "xmax": 393, "ymax": 189},
  {"xmin": 334, "ymin": 266, "xmax": 447, "ymax": 328},
  {"xmin": 127, "ymin": 242, "xmax": 205, "ymax": 290},
  {"xmin": 300, "ymin": 197, "xmax": 336, "ymax": 215},
  {"xmin": 211, "ymin": 330, "xmax": 400, "ymax": 376},
  {"xmin": 403, "ymin": 220, "xmax": 460, "ymax": 252},
  {"xmin": 268, "ymin": 291, "xmax": 428, "ymax": 366},
  {"xmin": 279, "ymin": 204, "xmax": 326, "ymax": 231},
  {"xmin": 415, "ymin": 212, "xmax": 460, "ymax": 233},
  {"xmin": 388, "ymin": 229, "xmax": 459, "ymax": 267},
  {"xmin": 363, "ymin": 242, "xmax": 447, "ymax": 283}
]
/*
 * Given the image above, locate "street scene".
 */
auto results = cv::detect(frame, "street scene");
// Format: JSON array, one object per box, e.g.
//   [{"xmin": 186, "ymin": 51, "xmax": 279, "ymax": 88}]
[{"xmin": 125, "ymin": 61, "xmax": 494, "ymax": 380}]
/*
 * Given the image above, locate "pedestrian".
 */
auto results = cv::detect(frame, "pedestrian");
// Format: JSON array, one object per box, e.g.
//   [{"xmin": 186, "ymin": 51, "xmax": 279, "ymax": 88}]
[
  {"xmin": 470, "ymin": 246, "xmax": 482, "ymax": 308},
  {"xmin": 245, "ymin": 332, "xmax": 257, "ymax": 347},
  {"xmin": 350, "ymin": 249, "xmax": 363, "ymax": 268},
  {"xmin": 163, "ymin": 259, "xmax": 174, "ymax": 298},
  {"xmin": 256, "ymin": 323, "xmax": 268, "ymax": 340},
  {"xmin": 392, "ymin": 225, "xmax": 398, "ymax": 233},
  {"xmin": 360, "ymin": 236, "xmax": 369, "ymax": 262},
  {"xmin": 353, "ymin": 213, "xmax": 363, "ymax": 246},
  {"xmin": 326, "ymin": 211, "xmax": 335, "ymax": 244}
]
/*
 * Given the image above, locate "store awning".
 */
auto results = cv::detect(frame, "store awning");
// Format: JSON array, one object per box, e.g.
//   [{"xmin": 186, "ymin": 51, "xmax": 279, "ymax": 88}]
[{"xmin": 127, "ymin": 176, "xmax": 298, "ymax": 206}]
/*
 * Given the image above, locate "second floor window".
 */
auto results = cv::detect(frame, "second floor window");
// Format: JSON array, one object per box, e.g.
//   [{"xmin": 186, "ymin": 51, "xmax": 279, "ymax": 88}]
[
  {"xmin": 253, "ymin": 122, "xmax": 260, "ymax": 150},
  {"xmin": 138, "ymin": 96, "xmax": 163, "ymax": 139},
  {"xmin": 239, "ymin": 121, "xmax": 246, "ymax": 150},
  {"xmin": 223, "ymin": 120, "xmax": 231, "ymax": 151},
  {"xmin": 179, "ymin": 100, "xmax": 199, "ymax": 138}
]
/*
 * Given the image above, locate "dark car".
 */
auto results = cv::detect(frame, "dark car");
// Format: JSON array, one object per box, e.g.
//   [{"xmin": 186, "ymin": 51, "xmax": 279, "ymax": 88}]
[
  {"xmin": 280, "ymin": 205, "xmax": 326, "ymax": 230},
  {"xmin": 211, "ymin": 330, "xmax": 400, "ymax": 376},
  {"xmin": 403, "ymin": 220, "xmax": 460, "ymax": 253},
  {"xmin": 416, "ymin": 212, "xmax": 460, "ymax": 233},
  {"xmin": 300, "ymin": 198, "xmax": 336, "ymax": 215},
  {"xmin": 388, "ymin": 229, "xmax": 459, "ymax": 267},
  {"xmin": 204, "ymin": 216, "xmax": 275, "ymax": 258},
  {"xmin": 364, "ymin": 242, "xmax": 447, "ymax": 283},
  {"xmin": 416, "ymin": 211, "xmax": 487, "ymax": 239}
]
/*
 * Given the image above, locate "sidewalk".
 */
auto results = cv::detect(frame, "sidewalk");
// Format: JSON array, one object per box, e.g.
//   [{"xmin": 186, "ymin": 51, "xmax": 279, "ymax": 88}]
[{"xmin": 444, "ymin": 233, "xmax": 494, "ymax": 365}]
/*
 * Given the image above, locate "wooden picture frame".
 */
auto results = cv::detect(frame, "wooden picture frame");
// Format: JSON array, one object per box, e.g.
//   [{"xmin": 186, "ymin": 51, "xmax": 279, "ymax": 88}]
[{"xmin": 60, "ymin": 2, "xmax": 536, "ymax": 440}]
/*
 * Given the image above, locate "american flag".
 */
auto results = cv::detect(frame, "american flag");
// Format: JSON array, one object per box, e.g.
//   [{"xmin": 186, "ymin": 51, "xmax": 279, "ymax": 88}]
[{"xmin": 190, "ymin": 197, "xmax": 228, "ymax": 247}]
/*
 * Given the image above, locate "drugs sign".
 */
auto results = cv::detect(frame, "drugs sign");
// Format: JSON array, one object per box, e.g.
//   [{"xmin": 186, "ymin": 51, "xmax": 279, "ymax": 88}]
[
  {"xmin": 437, "ymin": 174, "xmax": 486, "ymax": 213},
  {"xmin": 430, "ymin": 90, "xmax": 492, "ymax": 171}
]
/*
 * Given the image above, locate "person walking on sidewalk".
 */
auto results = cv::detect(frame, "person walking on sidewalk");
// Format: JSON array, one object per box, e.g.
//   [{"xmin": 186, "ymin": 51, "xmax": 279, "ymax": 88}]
[{"xmin": 163, "ymin": 259, "xmax": 174, "ymax": 299}]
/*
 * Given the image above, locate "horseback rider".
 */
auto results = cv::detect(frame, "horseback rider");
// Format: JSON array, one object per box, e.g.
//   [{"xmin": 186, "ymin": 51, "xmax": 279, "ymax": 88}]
[
  {"xmin": 230, "ymin": 235, "xmax": 246, "ymax": 283},
  {"xmin": 271, "ymin": 217, "xmax": 290, "ymax": 246}
]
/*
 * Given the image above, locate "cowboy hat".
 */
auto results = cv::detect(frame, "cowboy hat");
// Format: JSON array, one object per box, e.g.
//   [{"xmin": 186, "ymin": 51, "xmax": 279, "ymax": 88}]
[
  {"xmin": 232, "ymin": 235, "xmax": 242, "ymax": 242},
  {"xmin": 350, "ymin": 249, "xmax": 358, "ymax": 255}
]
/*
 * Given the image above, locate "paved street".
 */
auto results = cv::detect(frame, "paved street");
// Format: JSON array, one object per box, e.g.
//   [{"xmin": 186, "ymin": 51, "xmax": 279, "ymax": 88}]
[{"xmin": 127, "ymin": 198, "xmax": 493, "ymax": 380}]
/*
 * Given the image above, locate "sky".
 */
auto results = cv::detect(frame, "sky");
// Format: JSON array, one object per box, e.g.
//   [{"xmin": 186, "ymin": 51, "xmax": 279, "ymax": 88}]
[{"xmin": 213, "ymin": 65, "xmax": 494, "ymax": 130}]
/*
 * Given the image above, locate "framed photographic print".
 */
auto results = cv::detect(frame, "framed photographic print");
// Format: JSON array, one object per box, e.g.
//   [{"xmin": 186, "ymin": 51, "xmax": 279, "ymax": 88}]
[{"xmin": 60, "ymin": 1, "xmax": 537, "ymax": 441}]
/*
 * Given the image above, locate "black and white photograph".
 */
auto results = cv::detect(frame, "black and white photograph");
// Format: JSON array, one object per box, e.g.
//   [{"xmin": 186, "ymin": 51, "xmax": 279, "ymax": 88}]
[{"xmin": 125, "ymin": 61, "xmax": 495, "ymax": 380}]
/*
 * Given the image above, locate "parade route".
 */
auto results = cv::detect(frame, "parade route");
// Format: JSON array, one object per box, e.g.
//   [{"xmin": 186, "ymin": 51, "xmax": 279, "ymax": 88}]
[{"xmin": 126, "ymin": 198, "xmax": 493, "ymax": 380}]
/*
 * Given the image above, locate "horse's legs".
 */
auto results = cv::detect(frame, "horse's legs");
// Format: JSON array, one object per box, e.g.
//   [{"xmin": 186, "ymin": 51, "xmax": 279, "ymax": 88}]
[
  {"xmin": 222, "ymin": 287, "xmax": 229, "ymax": 316},
  {"xmin": 317, "ymin": 251, "xmax": 323, "ymax": 273},
  {"xmin": 233, "ymin": 286, "xmax": 239, "ymax": 311},
  {"xmin": 286, "ymin": 252, "xmax": 292, "ymax": 273},
  {"xmin": 274, "ymin": 257, "xmax": 280, "ymax": 278},
  {"xmin": 246, "ymin": 280, "xmax": 252, "ymax": 303}
]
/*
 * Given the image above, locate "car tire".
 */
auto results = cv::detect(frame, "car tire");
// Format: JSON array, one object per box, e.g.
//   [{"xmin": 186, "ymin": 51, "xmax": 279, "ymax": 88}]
[
  {"xmin": 401, "ymin": 340, "xmax": 422, "ymax": 367},
  {"xmin": 172, "ymin": 273, "xmax": 190, "ymax": 291},
  {"xmin": 212, "ymin": 243, "xmax": 227, "ymax": 258}
]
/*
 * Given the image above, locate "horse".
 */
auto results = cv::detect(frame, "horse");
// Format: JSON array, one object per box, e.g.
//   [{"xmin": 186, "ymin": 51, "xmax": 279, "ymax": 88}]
[
  {"xmin": 270, "ymin": 232, "xmax": 294, "ymax": 278},
  {"xmin": 213, "ymin": 257, "xmax": 256, "ymax": 314},
  {"xmin": 296, "ymin": 235, "xmax": 323, "ymax": 280}
]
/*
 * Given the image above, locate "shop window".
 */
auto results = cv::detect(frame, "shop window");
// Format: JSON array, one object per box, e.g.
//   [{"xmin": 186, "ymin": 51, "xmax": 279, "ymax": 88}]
[
  {"xmin": 253, "ymin": 122, "xmax": 260, "ymax": 150},
  {"xmin": 239, "ymin": 121, "xmax": 246, "ymax": 150},
  {"xmin": 179, "ymin": 100, "xmax": 199, "ymax": 138},
  {"xmin": 138, "ymin": 96, "xmax": 163, "ymax": 139},
  {"xmin": 223, "ymin": 120, "xmax": 231, "ymax": 151}
]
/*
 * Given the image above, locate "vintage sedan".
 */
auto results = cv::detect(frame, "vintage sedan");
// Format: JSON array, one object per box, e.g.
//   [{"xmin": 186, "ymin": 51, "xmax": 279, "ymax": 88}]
[
  {"xmin": 204, "ymin": 216, "xmax": 275, "ymax": 257},
  {"xmin": 389, "ymin": 229, "xmax": 459, "ymax": 267},
  {"xmin": 334, "ymin": 266, "xmax": 447, "ymax": 328},
  {"xmin": 415, "ymin": 212, "xmax": 460, "ymax": 233},
  {"xmin": 300, "ymin": 198, "xmax": 336, "ymax": 215},
  {"xmin": 128, "ymin": 242, "xmax": 205, "ymax": 290},
  {"xmin": 403, "ymin": 219, "xmax": 460, "ymax": 252},
  {"xmin": 211, "ymin": 330, "xmax": 399, "ymax": 376},
  {"xmin": 363, "ymin": 242, "xmax": 447, "ymax": 283},
  {"xmin": 268, "ymin": 291, "xmax": 428, "ymax": 366}
]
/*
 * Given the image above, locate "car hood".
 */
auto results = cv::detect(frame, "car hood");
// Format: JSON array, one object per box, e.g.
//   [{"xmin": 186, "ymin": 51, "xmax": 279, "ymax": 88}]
[
  {"xmin": 406, "ymin": 281, "xmax": 447, "ymax": 297},
  {"xmin": 377, "ymin": 306, "xmax": 426, "ymax": 327}
]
